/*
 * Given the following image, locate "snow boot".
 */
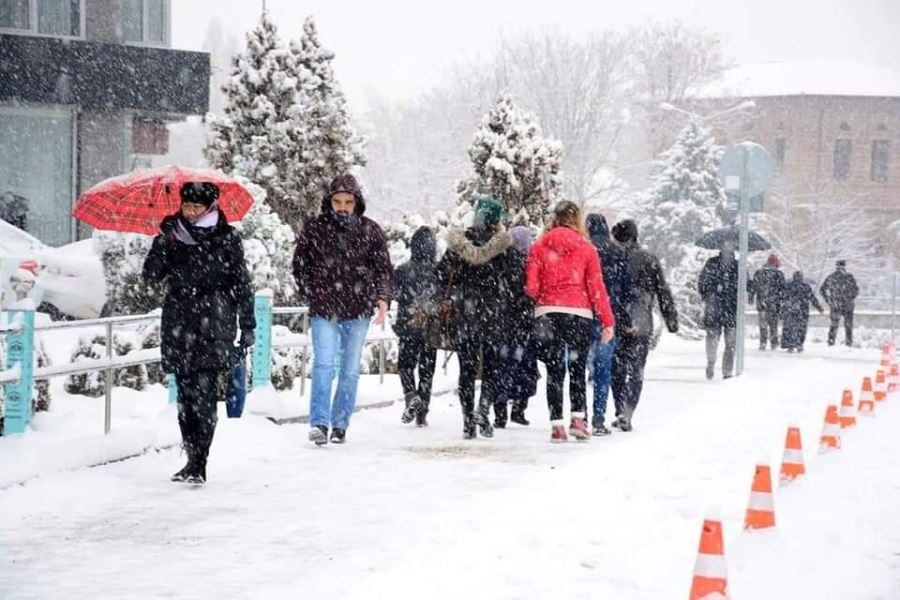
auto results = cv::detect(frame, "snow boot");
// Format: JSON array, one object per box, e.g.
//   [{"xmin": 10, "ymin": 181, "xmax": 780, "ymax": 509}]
[
  {"xmin": 401, "ymin": 392, "xmax": 420, "ymax": 424},
  {"xmin": 494, "ymin": 401, "xmax": 508, "ymax": 429},
  {"xmin": 415, "ymin": 412, "xmax": 429, "ymax": 428},
  {"xmin": 592, "ymin": 422, "xmax": 611, "ymax": 436},
  {"xmin": 170, "ymin": 463, "xmax": 193, "ymax": 483},
  {"xmin": 477, "ymin": 399, "xmax": 494, "ymax": 438},
  {"xmin": 309, "ymin": 425, "xmax": 328, "ymax": 446},
  {"xmin": 569, "ymin": 413, "xmax": 591, "ymax": 441},
  {"xmin": 330, "ymin": 428, "xmax": 346, "ymax": 444},
  {"xmin": 550, "ymin": 421, "xmax": 568, "ymax": 443},
  {"xmin": 510, "ymin": 404, "xmax": 530, "ymax": 426},
  {"xmin": 463, "ymin": 414, "xmax": 477, "ymax": 440},
  {"xmin": 705, "ymin": 364, "xmax": 715, "ymax": 380}
]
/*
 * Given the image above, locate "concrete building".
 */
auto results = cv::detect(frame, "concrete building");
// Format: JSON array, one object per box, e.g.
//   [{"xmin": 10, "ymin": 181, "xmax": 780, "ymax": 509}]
[{"xmin": 0, "ymin": 0, "xmax": 209, "ymax": 245}]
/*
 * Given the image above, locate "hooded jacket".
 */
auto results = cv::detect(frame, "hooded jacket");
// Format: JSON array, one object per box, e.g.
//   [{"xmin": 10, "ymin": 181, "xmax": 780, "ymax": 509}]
[
  {"xmin": 292, "ymin": 177, "xmax": 393, "ymax": 320},
  {"xmin": 750, "ymin": 264, "xmax": 786, "ymax": 313},
  {"xmin": 393, "ymin": 227, "xmax": 438, "ymax": 338},
  {"xmin": 525, "ymin": 226, "xmax": 615, "ymax": 328},
  {"xmin": 142, "ymin": 212, "xmax": 255, "ymax": 376},
  {"xmin": 699, "ymin": 253, "xmax": 739, "ymax": 329},
  {"xmin": 586, "ymin": 214, "xmax": 635, "ymax": 332}
]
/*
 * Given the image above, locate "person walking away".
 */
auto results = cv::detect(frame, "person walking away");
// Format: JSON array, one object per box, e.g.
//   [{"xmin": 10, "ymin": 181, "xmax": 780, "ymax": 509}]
[
  {"xmin": 436, "ymin": 197, "xmax": 522, "ymax": 439},
  {"xmin": 586, "ymin": 213, "xmax": 636, "ymax": 436},
  {"xmin": 495, "ymin": 225, "xmax": 538, "ymax": 428},
  {"xmin": 609, "ymin": 219, "xmax": 678, "ymax": 431},
  {"xmin": 750, "ymin": 254, "xmax": 786, "ymax": 350},
  {"xmin": 782, "ymin": 271, "xmax": 824, "ymax": 352},
  {"xmin": 820, "ymin": 260, "xmax": 859, "ymax": 347},
  {"xmin": 393, "ymin": 226, "xmax": 439, "ymax": 427},
  {"xmin": 143, "ymin": 182, "xmax": 255, "ymax": 484},
  {"xmin": 293, "ymin": 174, "xmax": 393, "ymax": 445},
  {"xmin": 699, "ymin": 243, "xmax": 739, "ymax": 380},
  {"xmin": 526, "ymin": 201, "xmax": 615, "ymax": 443}
]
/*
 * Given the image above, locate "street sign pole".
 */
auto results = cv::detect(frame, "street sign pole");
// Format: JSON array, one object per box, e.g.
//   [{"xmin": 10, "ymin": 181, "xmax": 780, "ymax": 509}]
[{"xmin": 735, "ymin": 147, "xmax": 751, "ymax": 376}]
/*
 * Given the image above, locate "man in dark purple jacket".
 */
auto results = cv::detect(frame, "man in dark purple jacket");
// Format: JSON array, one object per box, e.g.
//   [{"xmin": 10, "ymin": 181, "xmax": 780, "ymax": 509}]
[{"xmin": 292, "ymin": 174, "xmax": 393, "ymax": 445}]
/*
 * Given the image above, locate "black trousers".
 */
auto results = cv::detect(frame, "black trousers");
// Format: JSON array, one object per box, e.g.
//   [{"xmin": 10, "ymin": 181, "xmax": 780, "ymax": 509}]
[
  {"xmin": 458, "ymin": 339, "xmax": 503, "ymax": 421},
  {"xmin": 759, "ymin": 310, "xmax": 780, "ymax": 349},
  {"xmin": 176, "ymin": 369, "xmax": 228, "ymax": 468},
  {"xmin": 534, "ymin": 314, "xmax": 592, "ymax": 422},
  {"xmin": 611, "ymin": 334, "xmax": 651, "ymax": 420},
  {"xmin": 398, "ymin": 334, "xmax": 437, "ymax": 415},
  {"xmin": 828, "ymin": 310, "xmax": 854, "ymax": 346}
]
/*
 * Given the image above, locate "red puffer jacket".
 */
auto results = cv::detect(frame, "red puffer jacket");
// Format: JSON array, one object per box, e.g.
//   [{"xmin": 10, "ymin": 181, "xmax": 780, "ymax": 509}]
[{"xmin": 525, "ymin": 226, "xmax": 615, "ymax": 328}]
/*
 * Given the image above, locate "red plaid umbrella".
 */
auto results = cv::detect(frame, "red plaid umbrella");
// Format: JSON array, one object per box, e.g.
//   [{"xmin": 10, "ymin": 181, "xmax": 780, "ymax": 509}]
[{"xmin": 73, "ymin": 165, "xmax": 254, "ymax": 235}]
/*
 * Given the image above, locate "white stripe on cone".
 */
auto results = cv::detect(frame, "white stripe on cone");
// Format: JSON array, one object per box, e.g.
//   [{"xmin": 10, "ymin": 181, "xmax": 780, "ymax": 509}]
[
  {"xmin": 693, "ymin": 553, "xmax": 728, "ymax": 579},
  {"xmin": 781, "ymin": 449, "xmax": 804, "ymax": 464},
  {"xmin": 747, "ymin": 491, "xmax": 775, "ymax": 511}
]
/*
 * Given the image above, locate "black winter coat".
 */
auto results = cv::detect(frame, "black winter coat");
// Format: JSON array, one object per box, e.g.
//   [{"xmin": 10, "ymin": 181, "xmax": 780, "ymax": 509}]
[
  {"xmin": 820, "ymin": 270, "xmax": 859, "ymax": 313},
  {"xmin": 619, "ymin": 240, "xmax": 678, "ymax": 336},
  {"xmin": 436, "ymin": 226, "xmax": 523, "ymax": 344},
  {"xmin": 142, "ymin": 213, "xmax": 255, "ymax": 376},
  {"xmin": 750, "ymin": 266, "xmax": 786, "ymax": 314},
  {"xmin": 393, "ymin": 228, "xmax": 438, "ymax": 338},
  {"xmin": 782, "ymin": 277, "xmax": 823, "ymax": 349},
  {"xmin": 587, "ymin": 215, "xmax": 636, "ymax": 332},
  {"xmin": 699, "ymin": 254, "xmax": 739, "ymax": 329}
]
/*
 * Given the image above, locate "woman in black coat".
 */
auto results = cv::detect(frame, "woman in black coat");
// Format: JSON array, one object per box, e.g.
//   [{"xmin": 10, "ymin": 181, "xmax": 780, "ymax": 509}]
[
  {"xmin": 143, "ymin": 182, "xmax": 255, "ymax": 484},
  {"xmin": 781, "ymin": 271, "xmax": 824, "ymax": 352}
]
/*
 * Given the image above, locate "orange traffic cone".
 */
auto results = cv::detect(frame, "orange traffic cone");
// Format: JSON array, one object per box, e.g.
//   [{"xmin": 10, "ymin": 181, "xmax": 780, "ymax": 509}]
[
  {"xmin": 838, "ymin": 390, "xmax": 857, "ymax": 428},
  {"xmin": 858, "ymin": 376, "xmax": 876, "ymax": 415},
  {"xmin": 689, "ymin": 516, "xmax": 729, "ymax": 600},
  {"xmin": 881, "ymin": 343, "xmax": 892, "ymax": 368},
  {"xmin": 890, "ymin": 364, "xmax": 899, "ymax": 396},
  {"xmin": 875, "ymin": 370, "xmax": 888, "ymax": 403},
  {"xmin": 744, "ymin": 463, "xmax": 776, "ymax": 530},
  {"xmin": 819, "ymin": 404, "xmax": 842, "ymax": 453},
  {"xmin": 779, "ymin": 425, "xmax": 806, "ymax": 486}
]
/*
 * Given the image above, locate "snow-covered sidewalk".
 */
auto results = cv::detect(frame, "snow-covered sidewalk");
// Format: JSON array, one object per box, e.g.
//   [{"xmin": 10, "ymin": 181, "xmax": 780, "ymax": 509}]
[{"xmin": 1, "ymin": 337, "xmax": 898, "ymax": 599}]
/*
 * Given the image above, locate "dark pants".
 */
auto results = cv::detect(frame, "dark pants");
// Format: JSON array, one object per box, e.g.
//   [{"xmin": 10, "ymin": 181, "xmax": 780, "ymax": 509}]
[
  {"xmin": 759, "ymin": 310, "xmax": 780, "ymax": 349},
  {"xmin": 828, "ymin": 310, "xmax": 854, "ymax": 346},
  {"xmin": 706, "ymin": 326, "xmax": 737, "ymax": 377},
  {"xmin": 398, "ymin": 334, "xmax": 437, "ymax": 416},
  {"xmin": 534, "ymin": 314, "xmax": 592, "ymax": 422},
  {"xmin": 176, "ymin": 369, "xmax": 228, "ymax": 470},
  {"xmin": 458, "ymin": 340, "xmax": 503, "ymax": 422},
  {"xmin": 498, "ymin": 336, "xmax": 537, "ymax": 412},
  {"xmin": 611, "ymin": 334, "xmax": 651, "ymax": 420}
]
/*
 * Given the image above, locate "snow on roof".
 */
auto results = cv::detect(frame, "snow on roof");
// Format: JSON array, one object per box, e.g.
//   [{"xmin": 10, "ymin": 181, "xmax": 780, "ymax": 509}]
[{"xmin": 693, "ymin": 61, "xmax": 900, "ymax": 99}]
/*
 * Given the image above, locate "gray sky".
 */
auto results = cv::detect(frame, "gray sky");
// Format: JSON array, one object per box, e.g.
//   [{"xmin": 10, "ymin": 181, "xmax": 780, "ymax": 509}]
[{"xmin": 172, "ymin": 0, "xmax": 900, "ymax": 111}]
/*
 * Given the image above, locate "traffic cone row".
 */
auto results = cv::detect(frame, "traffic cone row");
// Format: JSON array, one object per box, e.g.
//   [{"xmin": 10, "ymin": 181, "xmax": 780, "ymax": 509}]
[
  {"xmin": 818, "ymin": 404, "xmax": 842, "ymax": 453},
  {"xmin": 874, "ymin": 370, "xmax": 888, "ymax": 403},
  {"xmin": 889, "ymin": 364, "xmax": 899, "ymax": 396},
  {"xmin": 858, "ymin": 376, "xmax": 876, "ymax": 415},
  {"xmin": 838, "ymin": 390, "xmax": 856, "ymax": 428}
]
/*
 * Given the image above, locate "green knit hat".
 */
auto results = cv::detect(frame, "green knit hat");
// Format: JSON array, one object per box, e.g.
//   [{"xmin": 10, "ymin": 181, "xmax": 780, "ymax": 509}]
[{"xmin": 474, "ymin": 196, "xmax": 504, "ymax": 227}]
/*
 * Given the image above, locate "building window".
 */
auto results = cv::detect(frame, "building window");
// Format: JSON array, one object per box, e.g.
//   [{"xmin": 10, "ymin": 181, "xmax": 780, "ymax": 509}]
[
  {"xmin": 871, "ymin": 140, "xmax": 890, "ymax": 182},
  {"xmin": 122, "ymin": 0, "xmax": 167, "ymax": 44},
  {"xmin": 775, "ymin": 137, "xmax": 786, "ymax": 169},
  {"xmin": 833, "ymin": 139, "xmax": 852, "ymax": 181},
  {"xmin": 0, "ymin": 0, "xmax": 81, "ymax": 36}
]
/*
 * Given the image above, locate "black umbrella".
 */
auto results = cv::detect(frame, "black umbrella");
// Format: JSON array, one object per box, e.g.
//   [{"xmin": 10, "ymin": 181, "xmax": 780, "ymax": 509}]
[{"xmin": 695, "ymin": 226, "xmax": 771, "ymax": 252}]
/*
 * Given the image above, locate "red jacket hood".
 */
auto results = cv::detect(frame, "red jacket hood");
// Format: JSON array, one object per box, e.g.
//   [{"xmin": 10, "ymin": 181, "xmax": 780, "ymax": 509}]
[{"xmin": 536, "ymin": 226, "xmax": 585, "ymax": 256}]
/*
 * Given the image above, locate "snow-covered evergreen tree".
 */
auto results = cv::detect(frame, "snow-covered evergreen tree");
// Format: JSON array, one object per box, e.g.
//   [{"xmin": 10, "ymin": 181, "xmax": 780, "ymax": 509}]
[
  {"xmin": 637, "ymin": 119, "xmax": 726, "ymax": 332},
  {"xmin": 457, "ymin": 94, "xmax": 564, "ymax": 227},
  {"xmin": 95, "ymin": 233, "xmax": 163, "ymax": 315}
]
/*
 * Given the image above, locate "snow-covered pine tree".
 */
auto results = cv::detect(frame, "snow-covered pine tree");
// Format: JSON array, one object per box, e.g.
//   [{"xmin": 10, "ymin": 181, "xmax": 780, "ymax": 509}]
[
  {"xmin": 95, "ymin": 232, "xmax": 164, "ymax": 315},
  {"xmin": 288, "ymin": 16, "xmax": 365, "ymax": 224},
  {"xmin": 637, "ymin": 119, "xmax": 726, "ymax": 332},
  {"xmin": 457, "ymin": 93, "xmax": 564, "ymax": 227}
]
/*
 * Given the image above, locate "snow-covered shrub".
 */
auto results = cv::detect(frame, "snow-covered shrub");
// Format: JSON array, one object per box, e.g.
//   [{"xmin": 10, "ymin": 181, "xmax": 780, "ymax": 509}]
[
  {"xmin": 361, "ymin": 340, "xmax": 398, "ymax": 376},
  {"xmin": 94, "ymin": 232, "xmax": 164, "ymax": 316},
  {"xmin": 136, "ymin": 320, "xmax": 165, "ymax": 386},
  {"xmin": 64, "ymin": 332, "xmax": 148, "ymax": 396}
]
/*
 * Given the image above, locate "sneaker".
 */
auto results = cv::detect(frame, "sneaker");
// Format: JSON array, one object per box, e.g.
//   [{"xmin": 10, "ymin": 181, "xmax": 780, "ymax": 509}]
[
  {"xmin": 569, "ymin": 413, "xmax": 591, "ymax": 441},
  {"xmin": 550, "ymin": 423, "xmax": 568, "ymax": 443},
  {"xmin": 330, "ymin": 428, "xmax": 346, "ymax": 444},
  {"xmin": 309, "ymin": 425, "xmax": 328, "ymax": 446},
  {"xmin": 510, "ymin": 408, "xmax": 530, "ymax": 426},
  {"xmin": 401, "ymin": 393, "xmax": 420, "ymax": 424},
  {"xmin": 592, "ymin": 423, "xmax": 611, "ymax": 436}
]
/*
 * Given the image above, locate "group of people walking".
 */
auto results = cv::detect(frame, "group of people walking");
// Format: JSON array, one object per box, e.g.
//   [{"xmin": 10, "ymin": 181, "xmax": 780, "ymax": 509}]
[{"xmin": 144, "ymin": 173, "xmax": 858, "ymax": 484}]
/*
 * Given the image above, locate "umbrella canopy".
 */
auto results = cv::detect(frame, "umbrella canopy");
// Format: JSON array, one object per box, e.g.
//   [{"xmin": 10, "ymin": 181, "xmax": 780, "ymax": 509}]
[
  {"xmin": 695, "ymin": 226, "xmax": 771, "ymax": 252},
  {"xmin": 73, "ymin": 165, "xmax": 254, "ymax": 235}
]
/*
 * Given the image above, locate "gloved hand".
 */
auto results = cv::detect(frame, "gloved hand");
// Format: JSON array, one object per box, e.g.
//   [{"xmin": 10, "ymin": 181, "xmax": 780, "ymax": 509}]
[{"xmin": 239, "ymin": 329, "xmax": 255, "ymax": 349}]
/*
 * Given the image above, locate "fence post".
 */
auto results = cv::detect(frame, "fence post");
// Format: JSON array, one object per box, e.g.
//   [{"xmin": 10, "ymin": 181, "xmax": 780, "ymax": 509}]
[
  {"xmin": 379, "ymin": 321, "xmax": 386, "ymax": 385},
  {"xmin": 299, "ymin": 311, "xmax": 309, "ymax": 397},
  {"xmin": 104, "ymin": 321, "xmax": 113, "ymax": 434},
  {"xmin": 2, "ymin": 307, "xmax": 34, "ymax": 435},
  {"xmin": 167, "ymin": 373, "xmax": 178, "ymax": 405},
  {"xmin": 251, "ymin": 290, "xmax": 273, "ymax": 389}
]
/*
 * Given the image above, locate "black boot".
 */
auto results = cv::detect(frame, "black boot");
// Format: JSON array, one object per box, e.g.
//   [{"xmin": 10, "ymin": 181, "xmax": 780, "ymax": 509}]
[
  {"xmin": 477, "ymin": 399, "xmax": 494, "ymax": 438},
  {"xmin": 463, "ymin": 414, "xmax": 477, "ymax": 439},
  {"xmin": 494, "ymin": 401, "xmax": 508, "ymax": 429},
  {"xmin": 510, "ymin": 401, "xmax": 530, "ymax": 426},
  {"xmin": 330, "ymin": 428, "xmax": 346, "ymax": 444},
  {"xmin": 172, "ymin": 443, "xmax": 199, "ymax": 483},
  {"xmin": 401, "ymin": 391, "xmax": 419, "ymax": 424}
]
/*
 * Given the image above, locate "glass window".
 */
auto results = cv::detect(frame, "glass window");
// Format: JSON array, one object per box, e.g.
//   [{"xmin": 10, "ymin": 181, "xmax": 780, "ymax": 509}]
[
  {"xmin": 146, "ymin": 0, "xmax": 164, "ymax": 43},
  {"xmin": 37, "ymin": 0, "xmax": 79, "ymax": 36},
  {"xmin": 833, "ymin": 139, "xmax": 852, "ymax": 181},
  {"xmin": 0, "ymin": 0, "xmax": 30, "ymax": 30},
  {"xmin": 122, "ymin": 0, "xmax": 165, "ymax": 44},
  {"xmin": 871, "ymin": 140, "xmax": 889, "ymax": 182},
  {"xmin": 0, "ymin": 105, "xmax": 74, "ymax": 246},
  {"xmin": 121, "ymin": 0, "xmax": 142, "ymax": 42}
]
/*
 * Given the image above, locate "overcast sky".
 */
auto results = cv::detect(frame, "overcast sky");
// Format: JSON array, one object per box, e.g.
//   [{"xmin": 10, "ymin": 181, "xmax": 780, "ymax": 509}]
[{"xmin": 172, "ymin": 0, "xmax": 900, "ymax": 111}]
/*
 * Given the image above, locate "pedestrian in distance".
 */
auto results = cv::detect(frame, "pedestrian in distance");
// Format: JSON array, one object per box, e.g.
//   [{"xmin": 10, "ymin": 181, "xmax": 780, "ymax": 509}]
[
  {"xmin": 609, "ymin": 219, "xmax": 678, "ymax": 431},
  {"xmin": 393, "ymin": 226, "xmax": 439, "ymax": 427},
  {"xmin": 699, "ymin": 243, "xmax": 739, "ymax": 380},
  {"xmin": 292, "ymin": 174, "xmax": 393, "ymax": 445},
  {"xmin": 142, "ymin": 182, "xmax": 256, "ymax": 484},
  {"xmin": 437, "ymin": 197, "xmax": 523, "ymax": 439},
  {"xmin": 750, "ymin": 254, "xmax": 786, "ymax": 351},
  {"xmin": 781, "ymin": 271, "xmax": 824, "ymax": 353},
  {"xmin": 586, "ymin": 213, "xmax": 636, "ymax": 436},
  {"xmin": 526, "ymin": 201, "xmax": 615, "ymax": 443},
  {"xmin": 820, "ymin": 260, "xmax": 859, "ymax": 347}
]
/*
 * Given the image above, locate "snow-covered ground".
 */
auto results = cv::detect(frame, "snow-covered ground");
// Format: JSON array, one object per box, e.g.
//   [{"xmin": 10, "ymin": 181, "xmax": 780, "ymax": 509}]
[{"xmin": 1, "ymin": 336, "xmax": 898, "ymax": 599}]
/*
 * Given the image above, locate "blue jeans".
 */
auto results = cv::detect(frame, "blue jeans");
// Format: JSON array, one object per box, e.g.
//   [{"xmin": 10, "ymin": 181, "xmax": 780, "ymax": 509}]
[
  {"xmin": 309, "ymin": 316, "xmax": 370, "ymax": 430},
  {"xmin": 591, "ymin": 334, "xmax": 617, "ymax": 427}
]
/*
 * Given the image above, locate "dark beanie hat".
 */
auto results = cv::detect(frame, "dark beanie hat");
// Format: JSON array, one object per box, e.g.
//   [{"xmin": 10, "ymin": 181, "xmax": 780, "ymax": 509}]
[
  {"xmin": 180, "ymin": 182, "xmax": 219, "ymax": 208},
  {"xmin": 612, "ymin": 219, "xmax": 638, "ymax": 243},
  {"xmin": 474, "ymin": 196, "xmax": 504, "ymax": 227}
]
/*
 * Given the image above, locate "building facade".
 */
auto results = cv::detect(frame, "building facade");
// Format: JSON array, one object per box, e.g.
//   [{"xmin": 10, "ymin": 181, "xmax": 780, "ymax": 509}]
[{"xmin": 0, "ymin": 0, "xmax": 209, "ymax": 245}]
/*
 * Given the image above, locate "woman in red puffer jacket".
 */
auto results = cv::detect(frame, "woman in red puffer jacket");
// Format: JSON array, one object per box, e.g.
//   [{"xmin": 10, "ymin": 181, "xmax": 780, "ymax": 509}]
[{"xmin": 525, "ymin": 201, "xmax": 615, "ymax": 443}]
